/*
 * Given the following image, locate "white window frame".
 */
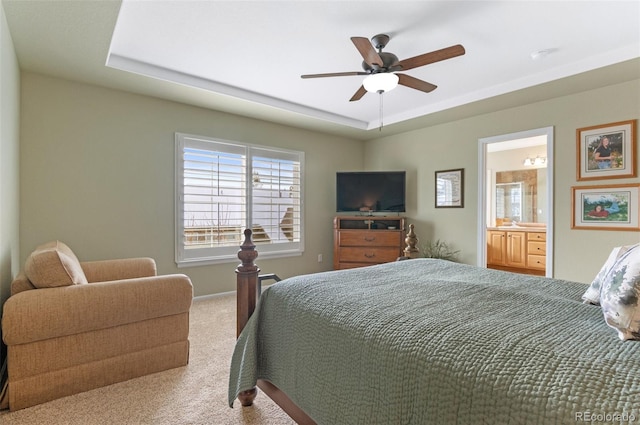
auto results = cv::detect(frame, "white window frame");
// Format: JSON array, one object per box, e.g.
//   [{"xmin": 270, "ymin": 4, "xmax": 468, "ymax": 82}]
[{"xmin": 175, "ymin": 133, "xmax": 304, "ymax": 267}]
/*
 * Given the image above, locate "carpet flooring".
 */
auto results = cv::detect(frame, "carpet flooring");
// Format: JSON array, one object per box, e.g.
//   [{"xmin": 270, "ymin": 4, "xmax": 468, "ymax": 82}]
[{"xmin": 0, "ymin": 293, "xmax": 295, "ymax": 424}]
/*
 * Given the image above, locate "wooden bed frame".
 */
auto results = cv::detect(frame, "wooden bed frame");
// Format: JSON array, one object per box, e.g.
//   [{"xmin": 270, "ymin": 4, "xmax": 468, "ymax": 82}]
[{"xmin": 234, "ymin": 226, "xmax": 420, "ymax": 424}]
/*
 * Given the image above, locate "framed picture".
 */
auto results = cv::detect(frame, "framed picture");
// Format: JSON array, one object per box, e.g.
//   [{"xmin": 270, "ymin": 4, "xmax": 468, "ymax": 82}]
[
  {"xmin": 576, "ymin": 119, "xmax": 637, "ymax": 181},
  {"xmin": 435, "ymin": 168, "xmax": 464, "ymax": 208},
  {"xmin": 571, "ymin": 183, "xmax": 640, "ymax": 231}
]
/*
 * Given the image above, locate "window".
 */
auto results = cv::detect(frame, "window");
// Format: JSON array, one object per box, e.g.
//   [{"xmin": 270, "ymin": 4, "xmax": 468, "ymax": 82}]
[{"xmin": 175, "ymin": 133, "xmax": 304, "ymax": 266}]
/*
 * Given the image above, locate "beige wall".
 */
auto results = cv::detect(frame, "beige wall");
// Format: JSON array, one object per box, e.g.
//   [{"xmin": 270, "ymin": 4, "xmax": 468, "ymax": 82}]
[
  {"xmin": 8, "ymin": 59, "xmax": 640, "ymax": 296},
  {"xmin": 0, "ymin": 3, "xmax": 21, "ymax": 357},
  {"xmin": 19, "ymin": 73, "xmax": 364, "ymax": 296},
  {"xmin": 364, "ymin": 78, "xmax": 640, "ymax": 283}
]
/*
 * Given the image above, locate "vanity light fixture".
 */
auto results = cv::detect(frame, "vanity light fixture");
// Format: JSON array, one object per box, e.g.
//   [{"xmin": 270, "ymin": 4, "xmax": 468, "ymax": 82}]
[{"xmin": 523, "ymin": 155, "xmax": 547, "ymax": 166}]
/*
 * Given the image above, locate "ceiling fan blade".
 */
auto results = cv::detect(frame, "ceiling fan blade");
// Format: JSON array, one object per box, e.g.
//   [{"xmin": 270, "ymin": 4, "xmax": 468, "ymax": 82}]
[
  {"xmin": 397, "ymin": 74, "xmax": 437, "ymax": 93},
  {"xmin": 349, "ymin": 85, "xmax": 367, "ymax": 102},
  {"xmin": 395, "ymin": 44, "xmax": 465, "ymax": 71},
  {"xmin": 351, "ymin": 37, "xmax": 383, "ymax": 67},
  {"xmin": 301, "ymin": 71, "xmax": 368, "ymax": 79}
]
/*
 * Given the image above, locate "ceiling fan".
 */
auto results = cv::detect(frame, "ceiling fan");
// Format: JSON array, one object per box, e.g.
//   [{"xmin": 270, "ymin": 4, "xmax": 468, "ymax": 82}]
[{"xmin": 301, "ymin": 34, "xmax": 465, "ymax": 102}]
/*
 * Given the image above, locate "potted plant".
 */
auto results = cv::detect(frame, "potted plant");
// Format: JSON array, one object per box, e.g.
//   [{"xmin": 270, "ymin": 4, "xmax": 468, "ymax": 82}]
[{"xmin": 422, "ymin": 240, "xmax": 460, "ymax": 262}]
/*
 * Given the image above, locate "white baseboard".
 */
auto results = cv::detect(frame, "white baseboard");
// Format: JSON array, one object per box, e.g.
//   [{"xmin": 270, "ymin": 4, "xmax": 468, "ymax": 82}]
[
  {"xmin": 193, "ymin": 290, "xmax": 236, "ymax": 302},
  {"xmin": 193, "ymin": 284, "xmax": 274, "ymax": 302}
]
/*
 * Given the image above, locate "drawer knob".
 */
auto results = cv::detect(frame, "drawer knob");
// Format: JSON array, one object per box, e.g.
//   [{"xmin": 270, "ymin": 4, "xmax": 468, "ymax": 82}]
[
  {"xmin": 364, "ymin": 253, "xmax": 375, "ymax": 258},
  {"xmin": 364, "ymin": 237, "xmax": 376, "ymax": 242}
]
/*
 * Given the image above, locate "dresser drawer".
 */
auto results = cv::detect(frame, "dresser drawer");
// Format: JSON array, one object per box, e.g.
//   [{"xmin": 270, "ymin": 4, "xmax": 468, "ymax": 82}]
[
  {"xmin": 527, "ymin": 232, "xmax": 546, "ymax": 242},
  {"xmin": 338, "ymin": 246, "xmax": 400, "ymax": 264},
  {"xmin": 338, "ymin": 231, "xmax": 402, "ymax": 247},
  {"xmin": 333, "ymin": 217, "xmax": 406, "ymax": 270},
  {"xmin": 527, "ymin": 254, "xmax": 546, "ymax": 270},
  {"xmin": 527, "ymin": 241, "xmax": 546, "ymax": 256}
]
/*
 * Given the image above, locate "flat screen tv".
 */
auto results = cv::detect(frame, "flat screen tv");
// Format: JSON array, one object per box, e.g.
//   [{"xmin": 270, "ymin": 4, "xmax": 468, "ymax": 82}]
[{"xmin": 336, "ymin": 171, "xmax": 406, "ymax": 213}]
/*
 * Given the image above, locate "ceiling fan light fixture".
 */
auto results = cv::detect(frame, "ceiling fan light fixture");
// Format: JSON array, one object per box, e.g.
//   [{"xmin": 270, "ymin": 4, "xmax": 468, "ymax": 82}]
[{"xmin": 363, "ymin": 73, "xmax": 399, "ymax": 93}]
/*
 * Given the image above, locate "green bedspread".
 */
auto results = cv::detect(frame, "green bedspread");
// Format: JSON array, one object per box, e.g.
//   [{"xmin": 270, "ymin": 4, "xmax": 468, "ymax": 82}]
[{"xmin": 229, "ymin": 259, "xmax": 640, "ymax": 424}]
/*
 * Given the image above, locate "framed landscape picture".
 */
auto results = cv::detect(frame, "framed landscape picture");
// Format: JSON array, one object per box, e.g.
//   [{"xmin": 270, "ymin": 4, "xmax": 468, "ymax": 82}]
[
  {"xmin": 435, "ymin": 168, "xmax": 464, "ymax": 208},
  {"xmin": 576, "ymin": 119, "xmax": 637, "ymax": 181},
  {"xmin": 571, "ymin": 183, "xmax": 640, "ymax": 231}
]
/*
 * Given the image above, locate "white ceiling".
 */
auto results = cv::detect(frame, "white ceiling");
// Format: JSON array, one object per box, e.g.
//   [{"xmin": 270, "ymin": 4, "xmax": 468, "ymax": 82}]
[{"xmin": 3, "ymin": 1, "xmax": 640, "ymax": 140}]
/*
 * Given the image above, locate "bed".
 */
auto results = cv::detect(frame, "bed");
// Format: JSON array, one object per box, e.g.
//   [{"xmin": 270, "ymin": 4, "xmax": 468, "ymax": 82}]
[{"xmin": 229, "ymin": 230, "xmax": 640, "ymax": 424}]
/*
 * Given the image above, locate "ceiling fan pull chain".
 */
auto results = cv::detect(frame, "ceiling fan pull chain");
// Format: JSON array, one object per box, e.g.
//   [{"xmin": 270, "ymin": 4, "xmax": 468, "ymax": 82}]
[{"xmin": 379, "ymin": 90, "xmax": 384, "ymax": 131}]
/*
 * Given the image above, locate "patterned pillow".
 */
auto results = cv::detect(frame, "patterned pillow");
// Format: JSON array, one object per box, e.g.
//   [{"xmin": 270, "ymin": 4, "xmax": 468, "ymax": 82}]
[
  {"xmin": 24, "ymin": 240, "xmax": 88, "ymax": 288},
  {"xmin": 599, "ymin": 244, "xmax": 640, "ymax": 340},
  {"xmin": 582, "ymin": 246, "xmax": 624, "ymax": 305}
]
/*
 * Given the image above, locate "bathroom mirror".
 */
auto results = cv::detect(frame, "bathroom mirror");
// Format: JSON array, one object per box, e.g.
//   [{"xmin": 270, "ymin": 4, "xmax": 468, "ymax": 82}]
[
  {"xmin": 496, "ymin": 182, "xmax": 523, "ymax": 223},
  {"xmin": 494, "ymin": 169, "xmax": 545, "ymax": 224}
]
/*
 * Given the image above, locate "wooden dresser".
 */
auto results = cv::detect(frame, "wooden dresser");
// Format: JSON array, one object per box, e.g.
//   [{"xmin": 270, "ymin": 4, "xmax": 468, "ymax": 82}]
[
  {"xmin": 487, "ymin": 227, "xmax": 546, "ymax": 276},
  {"xmin": 333, "ymin": 216, "xmax": 406, "ymax": 270}
]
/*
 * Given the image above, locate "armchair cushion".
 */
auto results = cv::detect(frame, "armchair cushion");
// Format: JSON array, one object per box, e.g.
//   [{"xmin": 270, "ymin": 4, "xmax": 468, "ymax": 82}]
[{"xmin": 24, "ymin": 241, "xmax": 87, "ymax": 288}]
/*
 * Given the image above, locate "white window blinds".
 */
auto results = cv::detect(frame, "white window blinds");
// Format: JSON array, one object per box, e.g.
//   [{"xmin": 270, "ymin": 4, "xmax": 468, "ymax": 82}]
[{"xmin": 176, "ymin": 133, "xmax": 304, "ymax": 266}]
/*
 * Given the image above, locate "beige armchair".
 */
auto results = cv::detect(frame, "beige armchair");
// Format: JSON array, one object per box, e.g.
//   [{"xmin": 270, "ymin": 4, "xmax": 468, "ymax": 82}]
[{"xmin": 1, "ymin": 241, "xmax": 193, "ymax": 411}]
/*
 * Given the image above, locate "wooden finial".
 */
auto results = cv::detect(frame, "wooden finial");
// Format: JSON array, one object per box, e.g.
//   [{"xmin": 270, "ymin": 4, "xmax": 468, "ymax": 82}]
[
  {"xmin": 403, "ymin": 223, "xmax": 420, "ymax": 259},
  {"xmin": 237, "ymin": 228, "xmax": 258, "ymax": 272},
  {"xmin": 236, "ymin": 228, "xmax": 260, "ymax": 337}
]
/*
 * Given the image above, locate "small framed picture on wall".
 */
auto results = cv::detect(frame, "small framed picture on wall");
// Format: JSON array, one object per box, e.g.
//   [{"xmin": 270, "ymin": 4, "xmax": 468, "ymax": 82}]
[
  {"xmin": 435, "ymin": 168, "xmax": 464, "ymax": 208},
  {"xmin": 576, "ymin": 119, "xmax": 637, "ymax": 181},
  {"xmin": 571, "ymin": 183, "xmax": 640, "ymax": 231}
]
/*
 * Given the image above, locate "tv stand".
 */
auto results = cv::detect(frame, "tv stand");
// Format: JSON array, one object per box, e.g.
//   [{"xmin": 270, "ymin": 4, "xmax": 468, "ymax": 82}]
[{"xmin": 333, "ymin": 216, "xmax": 406, "ymax": 270}]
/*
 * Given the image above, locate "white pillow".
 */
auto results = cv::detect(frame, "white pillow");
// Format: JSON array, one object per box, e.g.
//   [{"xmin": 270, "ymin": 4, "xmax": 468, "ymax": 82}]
[
  {"xmin": 599, "ymin": 244, "xmax": 640, "ymax": 340},
  {"xmin": 582, "ymin": 246, "xmax": 624, "ymax": 305}
]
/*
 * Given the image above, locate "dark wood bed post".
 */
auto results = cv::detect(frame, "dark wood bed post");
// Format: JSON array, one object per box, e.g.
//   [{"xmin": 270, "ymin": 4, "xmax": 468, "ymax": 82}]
[
  {"xmin": 235, "ymin": 228, "xmax": 259, "ymax": 406},
  {"xmin": 234, "ymin": 229, "xmax": 318, "ymax": 425}
]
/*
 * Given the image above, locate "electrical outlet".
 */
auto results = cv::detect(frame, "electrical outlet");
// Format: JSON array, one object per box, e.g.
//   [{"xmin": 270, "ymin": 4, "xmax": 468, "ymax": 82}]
[{"xmin": 317, "ymin": 254, "xmax": 323, "ymax": 263}]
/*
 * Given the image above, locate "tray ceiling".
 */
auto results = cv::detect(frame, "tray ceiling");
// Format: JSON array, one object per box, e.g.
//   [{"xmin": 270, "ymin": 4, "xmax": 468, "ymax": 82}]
[{"xmin": 3, "ymin": 1, "xmax": 639, "ymax": 139}]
